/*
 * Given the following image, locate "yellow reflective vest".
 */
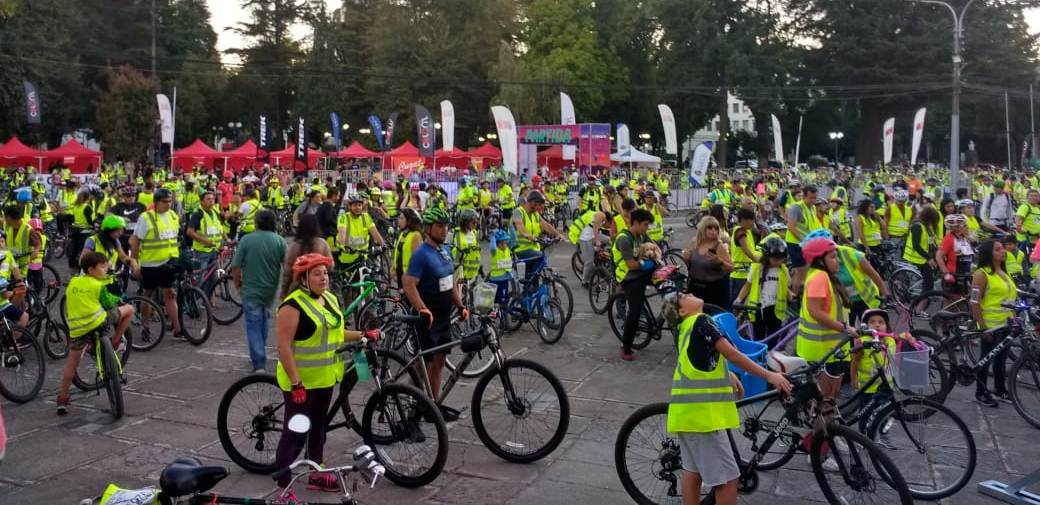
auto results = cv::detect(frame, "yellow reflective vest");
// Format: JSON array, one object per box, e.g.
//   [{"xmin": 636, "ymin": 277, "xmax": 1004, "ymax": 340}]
[{"xmin": 667, "ymin": 313, "xmax": 739, "ymax": 433}]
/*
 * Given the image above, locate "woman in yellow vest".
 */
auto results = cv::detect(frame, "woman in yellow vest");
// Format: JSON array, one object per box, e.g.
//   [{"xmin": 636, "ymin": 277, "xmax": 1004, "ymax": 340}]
[
  {"xmin": 643, "ymin": 191, "xmax": 668, "ymax": 242},
  {"xmin": 797, "ymin": 236, "xmax": 856, "ymax": 399},
  {"xmin": 854, "ymin": 199, "xmax": 884, "ymax": 258},
  {"xmin": 734, "ymin": 237, "xmax": 788, "ymax": 346},
  {"xmin": 1000, "ymin": 233, "xmax": 1027, "ymax": 283},
  {"xmin": 958, "ymin": 199, "xmax": 985, "ymax": 242},
  {"xmin": 56, "ymin": 252, "xmax": 135, "ymax": 415},
  {"xmin": 901, "ymin": 206, "xmax": 939, "ymax": 292},
  {"xmin": 393, "ymin": 208, "xmax": 423, "ymax": 288},
  {"xmin": 667, "ymin": 292, "xmax": 791, "ymax": 505},
  {"xmin": 883, "ymin": 189, "xmax": 914, "ymax": 245},
  {"xmin": 272, "ymin": 253, "xmax": 371, "ymax": 492},
  {"xmin": 729, "ymin": 208, "xmax": 759, "ymax": 300},
  {"xmin": 969, "ymin": 240, "xmax": 1016, "ymax": 408},
  {"xmin": 452, "ymin": 209, "xmax": 481, "ymax": 282},
  {"xmin": 829, "ymin": 195, "xmax": 853, "ymax": 244}
]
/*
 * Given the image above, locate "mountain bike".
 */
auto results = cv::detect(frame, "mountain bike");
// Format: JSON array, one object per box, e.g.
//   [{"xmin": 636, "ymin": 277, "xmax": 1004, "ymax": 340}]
[
  {"xmin": 189, "ymin": 243, "xmax": 241, "ymax": 326},
  {"xmin": 149, "ymin": 258, "xmax": 213, "ymax": 346},
  {"xmin": 500, "ymin": 252, "xmax": 567, "ymax": 344},
  {"xmin": 72, "ymin": 322, "xmax": 134, "ymax": 420},
  {"xmin": 867, "ymin": 240, "xmax": 924, "ymax": 306},
  {"xmin": 606, "ymin": 266, "xmax": 688, "ymax": 350},
  {"xmin": 25, "ymin": 288, "xmax": 69, "ymax": 360},
  {"xmin": 0, "ymin": 313, "xmax": 44, "ymax": 403}
]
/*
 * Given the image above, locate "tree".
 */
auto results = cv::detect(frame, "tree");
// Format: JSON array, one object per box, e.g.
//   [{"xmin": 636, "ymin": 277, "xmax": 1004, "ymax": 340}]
[{"xmin": 96, "ymin": 66, "xmax": 159, "ymax": 160}]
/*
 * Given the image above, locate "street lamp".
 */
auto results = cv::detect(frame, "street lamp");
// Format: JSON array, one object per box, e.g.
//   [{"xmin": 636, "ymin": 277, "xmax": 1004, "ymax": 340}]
[
  {"xmin": 342, "ymin": 123, "xmax": 350, "ymax": 131},
  {"xmin": 359, "ymin": 128, "xmax": 371, "ymax": 135},
  {"xmin": 829, "ymin": 132, "xmax": 844, "ymax": 165},
  {"xmin": 435, "ymin": 122, "xmax": 442, "ymax": 130},
  {"xmin": 487, "ymin": 133, "xmax": 498, "ymax": 140},
  {"xmin": 638, "ymin": 133, "xmax": 651, "ymax": 140},
  {"xmin": 906, "ymin": 0, "xmax": 976, "ymax": 190}
]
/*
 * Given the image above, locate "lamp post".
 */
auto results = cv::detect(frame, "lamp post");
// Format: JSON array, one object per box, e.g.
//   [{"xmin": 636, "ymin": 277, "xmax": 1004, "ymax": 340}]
[
  {"xmin": 906, "ymin": 0, "xmax": 975, "ymax": 190},
  {"xmin": 829, "ymin": 131, "xmax": 844, "ymax": 165}
]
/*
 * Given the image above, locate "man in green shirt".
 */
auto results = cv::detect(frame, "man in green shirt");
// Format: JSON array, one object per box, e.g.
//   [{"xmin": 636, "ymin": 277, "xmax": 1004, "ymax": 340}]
[{"xmin": 230, "ymin": 209, "xmax": 287, "ymax": 372}]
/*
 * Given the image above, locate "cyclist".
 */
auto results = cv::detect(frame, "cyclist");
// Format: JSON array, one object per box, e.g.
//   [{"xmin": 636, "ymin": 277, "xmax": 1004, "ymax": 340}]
[
  {"xmin": 392, "ymin": 208, "xmax": 423, "ymax": 288},
  {"xmin": 452, "ymin": 209, "xmax": 481, "ymax": 282},
  {"xmin": 26, "ymin": 218, "xmax": 45, "ymax": 295},
  {"xmin": 56, "ymin": 252, "xmax": 135, "ymax": 416},
  {"xmin": 1015, "ymin": 188, "xmax": 1040, "ymax": 248},
  {"xmin": 785, "ymin": 185, "xmax": 821, "ymax": 294},
  {"xmin": 401, "ymin": 207, "xmax": 469, "ymax": 419},
  {"xmin": 3, "ymin": 203, "xmax": 40, "ymax": 280},
  {"xmin": 734, "ymin": 237, "xmax": 789, "ymax": 345},
  {"xmin": 902, "ymin": 206, "xmax": 940, "ymax": 293},
  {"xmin": 237, "ymin": 187, "xmax": 261, "ymax": 238},
  {"xmin": 496, "ymin": 177, "xmax": 515, "ymax": 217},
  {"xmin": 882, "ymin": 189, "xmax": 914, "ymax": 250},
  {"xmin": 382, "ymin": 180, "xmax": 399, "ymax": 220},
  {"xmin": 488, "ymin": 229, "xmax": 514, "ymax": 309},
  {"xmin": 616, "ymin": 209, "xmax": 656, "ymax": 361},
  {"xmin": 854, "ymin": 198, "xmax": 884, "ymax": 257},
  {"xmin": 512, "ymin": 190, "xmax": 564, "ymax": 283},
  {"xmin": 570, "ymin": 206, "xmax": 608, "ymax": 287},
  {"xmin": 336, "ymin": 193, "xmax": 385, "ymax": 268},
  {"xmin": 456, "ymin": 177, "xmax": 477, "ymax": 211},
  {"xmin": 81, "ymin": 215, "xmax": 135, "ymax": 279},
  {"xmin": 970, "ymin": 239, "xmax": 1017, "ymax": 408},
  {"xmin": 68, "ymin": 187, "xmax": 97, "ymax": 270},
  {"xmin": 729, "ymin": 208, "xmax": 759, "ymax": 299},
  {"xmin": 643, "ymin": 190, "xmax": 668, "ymax": 242},
  {"xmin": 1001, "ymin": 232, "xmax": 1027, "ymax": 285},
  {"xmin": 797, "ymin": 235, "xmax": 857, "ymax": 401},
  {"xmin": 477, "ymin": 180, "xmax": 494, "ymax": 220},
  {"xmin": 937, "ymin": 213, "xmax": 974, "ymax": 292},
  {"xmin": 186, "ymin": 191, "xmax": 227, "ymax": 271},
  {"xmin": 828, "ymin": 195, "xmax": 853, "ymax": 244},
  {"xmin": 129, "ymin": 188, "xmax": 187, "ymax": 340}
]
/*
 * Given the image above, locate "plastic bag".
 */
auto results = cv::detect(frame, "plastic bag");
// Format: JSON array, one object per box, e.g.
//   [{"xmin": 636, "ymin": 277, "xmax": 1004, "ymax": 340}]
[{"xmin": 99, "ymin": 484, "xmax": 158, "ymax": 505}]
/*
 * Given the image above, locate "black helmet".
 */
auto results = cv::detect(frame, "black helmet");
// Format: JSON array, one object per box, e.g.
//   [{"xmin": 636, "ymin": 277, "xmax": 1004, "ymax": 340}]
[
  {"xmin": 761, "ymin": 237, "xmax": 787, "ymax": 259},
  {"xmin": 526, "ymin": 190, "xmax": 546, "ymax": 204},
  {"xmin": 401, "ymin": 207, "xmax": 421, "ymax": 225}
]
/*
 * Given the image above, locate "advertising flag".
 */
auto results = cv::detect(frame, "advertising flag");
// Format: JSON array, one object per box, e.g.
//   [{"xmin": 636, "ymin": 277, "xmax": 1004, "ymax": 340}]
[
  {"xmin": 330, "ymin": 112, "xmax": 342, "ymax": 150},
  {"xmin": 883, "ymin": 117, "xmax": 895, "ymax": 165},
  {"xmin": 23, "ymin": 81, "xmax": 40, "ymax": 125},
  {"xmin": 440, "ymin": 100, "xmax": 455, "ymax": 152},
  {"xmin": 295, "ymin": 116, "xmax": 307, "ymax": 163},
  {"xmin": 384, "ymin": 112, "xmax": 399, "ymax": 150},
  {"xmin": 689, "ymin": 142, "xmax": 713, "ymax": 186},
  {"xmin": 771, "ymin": 114, "xmax": 784, "ymax": 165},
  {"xmin": 617, "ymin": 123, "xmax": 630, "ymax": 152},
  {"xmin": 561, "ymin": 92, "xmax": 577, "ymax": 160},
  {"xmin": 491, "ymin": 106, "xmax": 518, "ymax": 175},
  {"xmin": 658, "ymin": 104, "xmax": 677, "ymax": 155},
  {"xmin": 793, "ymin": 115, "xmax": 803, "ymax": 171},
  {"xmin": 415, "ymin": 105, "xmax": 436, "ymax": 157},
  {"xmin": 257, "ymin": 114, "xmax": 269, "ymax": 161},
  {"xmin": 367, "ymin": 115, "xmax": 385, "ymax": 151},
  {"xmin": 911, "ymin": 108, "xmax": 926, "ymax": 166},
  {"xmin": 156, "ymin": 94, "xmax": 174, "ymax": 144}
]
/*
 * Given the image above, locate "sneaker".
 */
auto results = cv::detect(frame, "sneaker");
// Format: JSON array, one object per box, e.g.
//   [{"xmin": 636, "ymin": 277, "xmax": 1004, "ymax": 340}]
[
  {"xmin": 275, "ymin": 488, "xmax": 300, "ymax": 504},
  {"xmin": 115, "ymin": 340, "xmax": 127, "ymax": 355},
  {"xmin": 253, "ymin": 367, "xmax": 266, "ymax": 374},
  {"xmin": 976, "ymin": 390, "xmax": 999, "ymax": 408},
  {"xmin": 307, "ymin": 472, "xmax": 340, "ymax": 493},
  {"xmin": 56, "ymin": 394, "xmax": 70, "ymax": 416},
  {"xmin": 994, "ymin": 391, "xmax": 1013, "ymax": 404},
  {"xmin": 620, "ymin": 349, "xmax": 634, "ymax": 361}
]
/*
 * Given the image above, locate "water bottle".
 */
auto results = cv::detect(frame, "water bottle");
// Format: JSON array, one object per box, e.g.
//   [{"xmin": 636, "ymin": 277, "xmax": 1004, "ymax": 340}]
[{"xmin": 353, "ymin": 350, "xmax": 371, "ymax": 382}]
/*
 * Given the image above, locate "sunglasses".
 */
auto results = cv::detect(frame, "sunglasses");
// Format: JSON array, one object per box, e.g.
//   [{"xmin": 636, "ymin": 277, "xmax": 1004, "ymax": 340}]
[{"xmin": 706, "ymin": 225, "xmax": 719, "ymax": 230}]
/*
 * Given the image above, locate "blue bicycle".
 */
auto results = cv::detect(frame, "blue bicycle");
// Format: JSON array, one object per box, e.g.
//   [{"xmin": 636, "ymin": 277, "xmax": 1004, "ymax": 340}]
[{"xmin": 500, "ymin": 250, "xmax": 566, "ymax": 344}]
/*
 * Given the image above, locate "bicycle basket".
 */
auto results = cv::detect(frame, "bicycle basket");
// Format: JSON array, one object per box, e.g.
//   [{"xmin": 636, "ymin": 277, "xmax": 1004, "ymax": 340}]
[
  {"xmin": 472, "ymin": 282, "xmax": 498, "ymax": 312},
  {"xmin": 891, "ymin": 348, "xmax": 930, "ymax": 393}
]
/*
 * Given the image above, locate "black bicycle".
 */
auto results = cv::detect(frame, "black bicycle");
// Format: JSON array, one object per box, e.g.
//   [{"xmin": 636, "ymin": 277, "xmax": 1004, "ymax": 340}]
[{"xmin": 0, "ymin": 310, "xmax": 44, "ymax": 403}]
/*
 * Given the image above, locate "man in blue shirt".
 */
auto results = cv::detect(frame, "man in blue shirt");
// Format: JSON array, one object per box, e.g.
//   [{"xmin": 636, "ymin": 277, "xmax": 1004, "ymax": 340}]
[{"xmin": 402, "ymin": 207, "xmax": 469, "ymax": 421}]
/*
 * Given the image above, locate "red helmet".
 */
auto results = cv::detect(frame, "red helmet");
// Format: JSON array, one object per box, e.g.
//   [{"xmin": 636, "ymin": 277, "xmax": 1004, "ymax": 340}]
[
  {"xmin": 801, "ymin": 237, "xmax": 837, "ymax": 264},
  {"xmin": 291, "ymin": 253, "xmax": 334, "ymax": 281},
  {"xmin": 531, "ymin": 175, "xmax": 543, "ymax": 186}
]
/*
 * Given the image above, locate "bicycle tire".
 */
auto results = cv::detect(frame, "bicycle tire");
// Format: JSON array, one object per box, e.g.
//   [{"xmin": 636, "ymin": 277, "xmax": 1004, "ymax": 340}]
[
  {"xmin": 550, "ymin": 277, "xmax": 574, "ymax": 325},
  {"xmin": 1009, "ymin": 345, "xmax": 1040, "ymax": 430},
  {"xmin": 910, "ymin": 290, "xmax": 969, "ymax": 320},
  {"xmin": 810, "ymin": 422, "xmax": 914, "ymax": 505},
  {"xmin": 127, "ymin": 296, "xmax": 166, "ymax": 352},
  {"xmin": 34, "ymin": 316, "xmax": 69, "ymax": 360},
  {"xmin": 40, "ymin": 263, "xmax": 62, "ymax": 305},
  {"xmin": 535, "ymin": 299, "xmax": 565, "ymax": 344},
  {"xmin": 499, "ymin": 294, "xmax": 524, "ymax": 332},
  {"xmin": 178, "ymin": 285, "xmax": 214, "ymax": 345},
  {"xmin": 73, "ymin": 330, "xmax": 133, "ymax": 391},
  {"xmin": 608, "ymin": 295, "xmax": 654, "ymax": 350},
  {"xmin": 216, "ymin": 373, "xmax": 284, "ymax": 474},
  {"xmin": 664, "ymin": 250, "xmax": 687, "ymax": 278},
  {"xmin": 587, "ymin": 267, "xmax": 614, "ymax": 314},
  {"xmin": 100, "ymin": 336, "xmax": 125, "ymax": 419},
  {"xmin": 209, "ymin": 275, "xmax": 243, "ymax": 325},
  {"xmin": 54, "ymin": 234, "xmax": 67, "ymax": 259},
  {"xmin": 888, "ymin": 268, "xmax": 923, "ymax": 306},
  {"xmin": 614, "ymin": 402, "xmax": 681, "ymax": 505},
  {"xmin": 361, "ymin": 382, "xmax": 448, "ymax": 488},
  {"xmin": 867, "ymin": 396, "xmax": 976, "ymax": 500},
  {"xmin": 470, "ymin": 358, "xmax": 569, "ymax": 463},
  {"xmin": 734, "ymin": 397, "xmax": 800, "ymax": 471},
  {"xmin": 0, "ymin": 325, "xmax": 45, "ymax": 403},
  {"xmin": 571, "ymin": 250, "xmax": 584, "ymax": 282}
]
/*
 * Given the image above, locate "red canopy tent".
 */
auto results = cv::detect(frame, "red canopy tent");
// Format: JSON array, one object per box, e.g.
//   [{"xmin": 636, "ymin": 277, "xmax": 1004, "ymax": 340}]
[
  {"xmin": 330, "ymin": 141, "xmax": 380, "ymax": 159},
  {"xmin": 468, "ymin": 142, "xmax": 502, "ymax": 160},
  {"xmin": 218, "ymin": 139, "xmax": 259, "ymax": 173},
  {"xmin": 0, "ymin": 137, "xmax": 43, "ymax": 170},
  {"xmin": 269, "ymin": 146, "xmax": 325, "ymax": 170},
  {"xmin": 43, "ymin": 139, "xmax": 104, "ymax": 174},
  {"xmin": 537, "ymin": 145, "xmax": 569, "ymax": 175},
  {"xmin": 431, "ymin": 148, "xmax": 470, "ymax": 170},
  {"xmin": 172, "ymin": 139, "xmax": 220, "ymax": 171}
]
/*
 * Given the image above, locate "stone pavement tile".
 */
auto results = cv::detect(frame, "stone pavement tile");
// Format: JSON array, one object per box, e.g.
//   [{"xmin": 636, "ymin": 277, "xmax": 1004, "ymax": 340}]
[
  {"xmin": 208, "ymin": 469, "xmax": 280, "ymax": 501},
  {"xmin": 568, "ymin": 397, "xmax": 644, "ymax": 422},
  {"xmin": 446, "ymin": 442, "xmax": 550, "ymax": 484},
  {"xmin": 994, "ymin": 435, "xmax": 1040, "ymax": 475},
  {"xmin": 564, "ymin": 413, "xmax": 592, "ymax": 437},
  {"xmin": 86, "ymin": 443, "xmax": 224, "ymax": 482},
  {"xmin": 771, "ymin": 467, "xmax": 829, "ymax": 503},
  {"xmin": 510, "ymin": 348, "xmax": 605, "ymax": 382},
  {"xmin": 0, "ymin": 429, "xmax": 132, "ymax": 484},
  {"xmin": 131, "ymin": 367, "xmax": 241, "ymax": 401},
  {"xmin": 108, "ymin": 417, "xmax": 220, "ymax": 451},
  {"xmin": 366, "ymin": 478, "xmax": 443, "ymax": 503},
  {"xmin": 71, "ymin": 390, "xmax": 183, "ymax": 420},
  {"xmin": 1, "ymin": 465, "xmax": 150, "ymax": 505},
  {"xmin": 427, "ymin": 474, "xmax": 529, "ymax": 504},
  {"xmin": 570, "ymin": 365, "xmax": 669, "ymax": 404},
  {"xmin": 544, "ymin": 458, "xmax": 623, "ymax": 491},
  {"xmin": 556, "ymin": 438, "xmax": 613, "ymax": 466},
  {"xmin": 508, "ymin": 478, "xmax": 631, "ymax": 505},
  {"xmin": 0, "ymin": 397, "xmax": 65, "ymax": 440},
  {"xmin": 156, "ymin": 390, "xmax": 221, "ymax": 427}
]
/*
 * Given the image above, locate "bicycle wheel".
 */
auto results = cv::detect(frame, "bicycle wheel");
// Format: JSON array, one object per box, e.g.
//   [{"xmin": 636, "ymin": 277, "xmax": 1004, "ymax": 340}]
[
  {"xmin": 614, "ymin": 402, "xmax": 683, "ymax": 505},
  {"xmin": 664, "ymin": 250, "xmax": 688, "ymax": 278},
  {"xmin": 73, "ymin": 331, "xmax": 132, "ymax": 391},
  {"xmin": 499, "ymin": 293, "xmax": 524, "ymax": 332},
  {"xmin": 209, "ymin": 275, "xmax": 243, "ymax": 325},
  {"xmin": 587, "ymin": 267, "xmax": 614, "ymax": 314},
  {"xmin": 216, "ymin": 373, "xmax": 284, "ymax": 474},
  {"xmin": 888, "ymin": 268, "xmax": 923, "ymax": 306},
  {"xmin": 571, "ymin": 250, "xmax": 584, "ymax": 282},
  {"xmin": 608, "ymin": 296, "xmax": 654, "ymax": 350},
  {"xmin": 810, "ymin": 422, "xmax": 914, "ymax": 505},
  {"xmin": 535, "ymin": 299, "xmax": 565, "ymax": 344},
  {"xmin": 127, "ymin": 296, "xmax": 166, "ymax": 352},
  {"xmin": 99, "ymin": 336, "xmax": 125, "ymax": 419},
  {"xmin": 178, "ymin": 286, "xmax": 213, "ymax": 345},
  {"xmin": 910, "ymin": 290, "xmax": 969, "ymax": 318},
  {"xmin": 549, "ymin": 277, "xmax": 574, "ymax": 325},
  {"xmin": 734, "ymin": 397, "xmax": 800, "ymax": 471},
  {"xmin": 40, "ymin": 264, "xmax": 62, "ymax": 305},
  {"xmin": 1009, "ymin": 345, "xmax": 1040, "ymax": 429},
  {"xmin": 867, "ymin": 396, "xmax": 976, "ymax": 500},
  {"xmin": 361, "ymin": 382, "xmax": 448, "ymax": 488},
  {"xmin": 0, "ymin": 325, "xmax": 45, "ymax": 403},
  {"xmin": 471, "ymin": 358, "xmax": 569, "ymax": 463},
  {"xmin": 38, "ymin": 317, "xmax": 69, "ymax": 360}
]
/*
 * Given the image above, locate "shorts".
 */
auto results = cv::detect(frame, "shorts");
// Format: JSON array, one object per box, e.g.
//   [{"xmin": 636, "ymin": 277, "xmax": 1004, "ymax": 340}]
[
  {"xmin": 787, "ymin": 243, "xmax": 806, "ymax": 268},
  {"xmin": 824, "ymin": 361, "xmax": 849, "ymax": 377},
  {"xmin": 416, "ymin": 325, "xmax": 452, "ymax": 355},
  {"xmin": 677, "ymin": 431, "xmax": 740, "ymax": 488},
  {"xmin": 0, "ymin": 304, "xmax": 23, "ymax": 323},
  {"xmin": 67, "ymin": 309, "xmax": 121, "ymax": 350},
  {"xmin": 141, "ymin": 264, "xmax": 176, "ymax": 290}
]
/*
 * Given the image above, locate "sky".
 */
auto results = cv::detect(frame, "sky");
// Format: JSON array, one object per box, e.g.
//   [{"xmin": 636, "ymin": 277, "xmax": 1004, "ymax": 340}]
[{"xmin": 207, "ymin": 1, "xmax": 1040, "ymax": 65}]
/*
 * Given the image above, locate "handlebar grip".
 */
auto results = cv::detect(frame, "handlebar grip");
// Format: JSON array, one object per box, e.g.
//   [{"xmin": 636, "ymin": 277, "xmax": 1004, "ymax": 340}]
[{"xmin": 393, "ymin": 314, "xmax": 421, "ymax": 323}]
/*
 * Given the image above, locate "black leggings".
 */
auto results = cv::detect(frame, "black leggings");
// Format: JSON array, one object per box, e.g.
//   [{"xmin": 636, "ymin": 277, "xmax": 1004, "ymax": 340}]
[
  {"xmin": 977, "ymin": 332, "xmax": 1010, "ymax": 395},
  {"xmin": 752, "ymin": 307, "xmax": 783, "ymax": 348},
  {"xmin": 689, "ymin": 277, "xmax": 731, "ymax": 312},
  {"xmin": 621, "ymin": 274, "xmax": 651, "ymax": 353},
  {"xmin": 274, "ymin": 386, "xmax": 335, "ymax": 486},
  {"xmin": 916, "ymin": 263, "xmax": 934, "ymax": 294}
]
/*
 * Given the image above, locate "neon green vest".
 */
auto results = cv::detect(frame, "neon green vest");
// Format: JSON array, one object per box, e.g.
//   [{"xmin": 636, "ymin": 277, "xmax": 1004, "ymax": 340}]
[
  {"xmin": 66, "ymin": 274, "xmax": 110, "ymax": 338},
  {"xmin": 796, "ymin": 268, "xmax": 846, "ymax": 363},
  {"xmin": 980, "ymin": 267, "xmax": 1015, "ymax": 329},
  {"xmin": 667, "ymin": 313, "xmax": 739, "ymax": 433},
  {"xmin": 275, "ymin": 290, "xmax": 346, "ymax": 391},
  {"xmin": 337, "ymin": 212, "xmax": 371, "ymax": 264},
  {"xmin": 514, "ymin": 207, "xmax": 541, "ymax": 253},
  {"xmin": 569, "ymin": 210, "xmax": 597, "ymax": 244},
  {"xmin": 746, "ymin": 263, "xmax": 788, "ymax": 322},
  {"xmin": 192, "ymin": 208, "xmax": 223, "ymax": 253},
  {"xmin": 729, "ymin": 226, "xmax": 757, "ymax": 280},
  {"xmin": 138, "ymin": 210, "xmax": 180, "ymax": 267}
]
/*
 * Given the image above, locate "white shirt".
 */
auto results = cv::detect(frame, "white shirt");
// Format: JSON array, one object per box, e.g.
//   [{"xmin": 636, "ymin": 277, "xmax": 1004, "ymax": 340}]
[
  {"xmin": 984, "ymin": 192, "xmax": 1012, "ymax": 225},
  {"xmin": 759, "ymin": 267, "xmax": 780, "ymax": 307}
]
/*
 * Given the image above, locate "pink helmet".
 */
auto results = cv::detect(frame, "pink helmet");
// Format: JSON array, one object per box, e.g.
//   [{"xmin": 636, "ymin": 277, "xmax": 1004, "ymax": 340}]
[
  {"xmin": 28, "ymin": 218, "xmax": 42, "ymax": 231},
  {"xmin": 382, "ymin": 180, "xmax": 395, "ymax": 190},
  {"xmin": 801, "ymin": 237, "xmax": 837, "ymax": 264}
]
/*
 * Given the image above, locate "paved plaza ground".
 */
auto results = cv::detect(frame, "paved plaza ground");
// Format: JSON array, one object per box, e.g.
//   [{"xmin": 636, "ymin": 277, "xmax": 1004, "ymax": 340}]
[{"xmin": 1, "ymin": 216, "xmax": 1039, "ymax": 504}]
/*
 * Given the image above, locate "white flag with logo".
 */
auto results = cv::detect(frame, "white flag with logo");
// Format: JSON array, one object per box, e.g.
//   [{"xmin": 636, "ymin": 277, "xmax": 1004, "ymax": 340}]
[
  {"xmin": 689, "ymin": 142, "xmax": 713, "ymax": 186},
  {"xmin": 658, "ymin": 104, "xmax": 677, "ymax": 155},
  {"xmin": 491, "ymin": 106, "xmax": 518, "ymax": 175},
  {"xmin": 883, "ymin": 117, "xmax": 895, "ymax": 165},
  {"xmin": 911, "ymin": 108, "xmax": 926, "ymax": 165},
  {"xmin": 156, "ymin": 94, "xmax": 173, "ymax": 144},
  {"xmin": 440, "ymin": 100, "xmax": 455, "ymax": 152},
  {"xmin": 771, "ymin": 114, "xmax": 784, "ymax": 165},
  {"xmin": 560, "ymin": 92, "xmax": 576, "ymax": 160},
  {"xmin": 617, "ymin": 123, "xmax": 630, "ymax": 152}
]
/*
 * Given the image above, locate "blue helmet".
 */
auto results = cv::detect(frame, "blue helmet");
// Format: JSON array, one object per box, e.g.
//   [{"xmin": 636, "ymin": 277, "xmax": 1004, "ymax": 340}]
[
  {"xmin": 493, "ymin": 229, "xmax": 509, "ymax": 242},
  {"xmin": 14, "ymin": 187, "xmax": 31, "ymax": 203},
  {"xmin": 800, "ymin": 228, "xmax": 833, "ymax": 248}
]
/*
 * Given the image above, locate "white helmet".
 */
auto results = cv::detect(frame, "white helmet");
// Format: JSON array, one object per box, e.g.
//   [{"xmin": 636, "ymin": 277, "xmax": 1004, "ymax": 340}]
[
  {"xmin": 769, "ymin": 222, "xmax": 788, "ymax": 232},
  {"xmin": 893, "ymin": 189, "xmax": 909, "ymax": 202},
  {"xmin": 944, "ymin": 213, "xmax": 967, "ymax": 227},
  {"xmin": 956, "ymin": 199, "xmax": 975, "ymax": 209}
]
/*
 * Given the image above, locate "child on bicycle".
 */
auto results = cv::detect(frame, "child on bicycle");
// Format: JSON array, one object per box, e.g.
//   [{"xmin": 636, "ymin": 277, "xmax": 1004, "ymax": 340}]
[
  {"xmin": 668, "ymin": 292, "xmax": 791, "ymax": 505},
  {"xmin": 849, "ymin": 308, "xmax": 916, "ymax": 436},
  {"xmin": 488, "ymin": 229, "xmax": 513, "ymax": 312},
  {"xmin": 733, "ymin": 237, "xmax": 789, "ymax": 347},
  {"xmin": 0, "ymin": 231, "xmax": 28, "ymax": 329},
  {"xmin": 57, "ymin": 252, "xmax": 135, "ymax": 415}
]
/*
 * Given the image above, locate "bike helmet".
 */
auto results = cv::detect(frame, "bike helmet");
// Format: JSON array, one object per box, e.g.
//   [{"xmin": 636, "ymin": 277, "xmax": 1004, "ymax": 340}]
[
  {"xmin": 401, "ymin": 207, "xmax": 421, "ymax": 225},
  {"xmin": 459, "ymin": 208, "xmax": 479, "ymax": 223},
  {"xmin": 100, "ymin": 215, "xmax": 126, "ymax": 232},
  {"xmin": 382, "ymin": 180, "xmax": 395, "ymax": 190},
  {"xmin": 892, "ymin": 189, "xmax": 909, "ymax": 202},
  {"xmin": 531, "ymin": 175, "xmax": 543, "ymax": 187},
  {"xmin": 872, "ymin": 184, "xmax": 886, "ymax": 192},
  {"xmin": 944, "ymin": 213, "xmax": 967, "ymax": 227},
  {"xmin": 761, "ymin": 237, "xmax": 788, "ymax": 259},
  {"xmin": 28, "ymin": 218, "xmax": 42, "ymax": 231},
  {"xmin": 860, "ymin": 308, "xmax": 890, "ymax": 327},
  {"xmin": 291, "ymin": 253, "xmax": 334, "ymax": 281},
  {"xmin": 956, "ymin": 199, "xmax": 974, "ymax": 210},
  {"xmin": 119, "ymin": 186, "xmax": 135, "ymax": 197},
  {"xmin": 800, "ymin": 228, "xmax": 833, "ymax": 247},
  {"xmin": 14, "ymin": 187, "xmax": 31, "ymax": 203},
  {"xmin": 154, "ymin": 188, "xmax": 174, "ymax": 201},
  {"xmin": 347, "ymin": 193, "xmax": 366, "ymax": 205},
  {"xmin": 801, "ymin": 237, "xmax": 837, "ymax": 264},
  {"xmin": 422, "ymin": 207, "xmax": 450, "ymax": 225},
  {"xmin": 526, "ymin": 190, "xmax": 546, "ymax": 204},
  {"xmin": 768, "ymin": 222, "xmax": 788, "ymax": 232}
]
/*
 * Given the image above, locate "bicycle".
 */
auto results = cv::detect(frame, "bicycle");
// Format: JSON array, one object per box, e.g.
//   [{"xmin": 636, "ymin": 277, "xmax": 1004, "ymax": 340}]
[
  {"xmin": 379, "ymin": 311, "xmax": 571, "ymax": 464},
  {"xmin": 216, "ymin": 293, "xmax": 448, "ymax": 488},
  {"xmin": 0, "ymin": 310, "xmax": 44, "ymax": 403},
  {"xmin": 189, "ymin": 243, "xmax": 242, "ymax": 326},
  {"xmin": 25, "ymin": 288, "xmax": 70, "ymax": 360},
  {"xmin": 500, "ymin": 252, "xmax": 567, "ymax": 344},
  {"xmin": 59, "ymin": 281, "xmax": 168, "ymax": 353},
  {"xmin": 71, "ymin": 320, "xmax": 134, "ymax": 419},
  {"xmin": 149, "ymin": 257, "xmax": 214, "ymax": 346},
  {"xmin": 606, "ymin": 265, "xmax": 688, "ymax": 350},
  {"xmin": 867, "ymin": 240, "xmax": 924, "ymax": 306},
  {"xmin": 615, "ymin": 328, "xmax": 915, "ymax": 505}
]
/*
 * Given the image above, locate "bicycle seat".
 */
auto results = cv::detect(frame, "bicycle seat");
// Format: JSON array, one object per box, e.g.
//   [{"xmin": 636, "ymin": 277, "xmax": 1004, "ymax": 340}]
[
  {"xmin": 766, "ymin": 352, "xmax": 808, "ymax": 374},
  {"xmin": 159, "ymin": 457, "xmax": 229, "ymax": 497},
  {"xmin": 930, "ymin": 310, "xmax": 972, "ymax": 323}
]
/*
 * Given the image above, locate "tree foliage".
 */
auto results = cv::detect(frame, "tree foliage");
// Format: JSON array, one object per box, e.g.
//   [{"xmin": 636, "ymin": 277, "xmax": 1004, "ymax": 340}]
[{"xmin": 96, "ymin": 66, "xmax": 159, "ymax": 161}]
